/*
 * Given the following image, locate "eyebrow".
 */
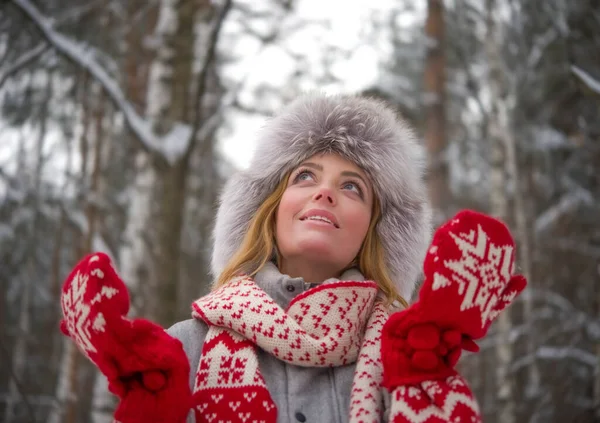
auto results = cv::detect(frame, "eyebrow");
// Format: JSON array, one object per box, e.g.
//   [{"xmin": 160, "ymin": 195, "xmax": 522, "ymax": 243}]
[{"xmin": 300, "ymin": 162, "xmax": 371, "ymax": 191}]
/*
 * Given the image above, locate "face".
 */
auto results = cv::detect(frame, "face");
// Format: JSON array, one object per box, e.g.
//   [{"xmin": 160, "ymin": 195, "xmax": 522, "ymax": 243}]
[{"xmin": 275, "ymin": 153, "xmax": 374, "ymax": 279}]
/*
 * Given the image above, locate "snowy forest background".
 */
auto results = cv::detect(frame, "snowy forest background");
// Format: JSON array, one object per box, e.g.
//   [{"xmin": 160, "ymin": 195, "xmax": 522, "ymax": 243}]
[{"xmin": 1, "ymin": 0, "xmax": 599, "ymax": 422}]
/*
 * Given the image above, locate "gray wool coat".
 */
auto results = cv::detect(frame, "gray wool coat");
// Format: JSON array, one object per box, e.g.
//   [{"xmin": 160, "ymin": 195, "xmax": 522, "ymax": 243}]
[{"xmin": 167, "ymin": 262, "xmax": 391, "ymax": 423}]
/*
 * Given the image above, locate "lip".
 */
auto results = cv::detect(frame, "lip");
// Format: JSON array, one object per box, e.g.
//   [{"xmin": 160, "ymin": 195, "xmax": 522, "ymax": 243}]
[{"xmin": 299, "ymin": 208, "xmax": 339, "ymax": 228}]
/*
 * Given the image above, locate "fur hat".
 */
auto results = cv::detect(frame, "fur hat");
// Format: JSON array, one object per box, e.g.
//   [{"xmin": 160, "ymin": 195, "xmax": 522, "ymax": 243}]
[{"xmin": 212, "ymin": 93, "xmax": 432, "ymax": 300}]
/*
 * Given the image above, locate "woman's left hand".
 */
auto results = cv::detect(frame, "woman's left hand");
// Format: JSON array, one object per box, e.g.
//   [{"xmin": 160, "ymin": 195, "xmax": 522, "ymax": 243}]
[
  {"xmin": 381, "ymin": 209, "xmax": 527, "ymax": 387},
  {"xmin": 380, "ymin": 209, "xmax": 526, "ymax": 423}
]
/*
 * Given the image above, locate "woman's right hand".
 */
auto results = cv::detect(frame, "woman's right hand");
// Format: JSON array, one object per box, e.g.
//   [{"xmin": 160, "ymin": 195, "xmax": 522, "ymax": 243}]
[{"xmin": 60, "ymin": 253, "xmax": 192, "ymax": 423}]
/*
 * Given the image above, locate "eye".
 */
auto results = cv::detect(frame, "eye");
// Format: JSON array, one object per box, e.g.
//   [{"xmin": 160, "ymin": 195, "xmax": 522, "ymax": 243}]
[
  {"xmin": 342, "ymin": 181, "xmax": 363, "ymax": 197},
  {"xmin": 293, "ymin": 169, "xmax": 315, "ymax": 183}
]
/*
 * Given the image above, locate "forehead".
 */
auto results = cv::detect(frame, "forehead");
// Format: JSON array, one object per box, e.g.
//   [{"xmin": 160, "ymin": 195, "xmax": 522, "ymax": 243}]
[{"xmin": 298, "ymin": 153, "xmax": 368, "ymax": 177}]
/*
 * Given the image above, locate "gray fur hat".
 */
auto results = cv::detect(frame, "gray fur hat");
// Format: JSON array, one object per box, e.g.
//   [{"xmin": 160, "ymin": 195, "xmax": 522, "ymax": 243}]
[{"xmin": 212, "ymin": 93, "xmax": 432, "ymax": 300}]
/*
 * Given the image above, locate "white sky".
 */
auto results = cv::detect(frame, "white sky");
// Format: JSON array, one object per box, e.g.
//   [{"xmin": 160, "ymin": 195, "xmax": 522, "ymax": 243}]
[{"xmin": 218, "ymin": 0, "xmax": 402, "ymax": 169}]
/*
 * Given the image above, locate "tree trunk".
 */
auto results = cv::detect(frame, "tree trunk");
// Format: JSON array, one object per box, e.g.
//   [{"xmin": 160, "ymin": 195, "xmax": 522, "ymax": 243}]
[
  {"xmin": 3, "ymin": 265, "xmax": 30, "ymax": 423},
  {"xmin": 119, "ymin": 151, "xmax": 156, "ymax": 316},
  {"xmin": 47, "ymin": 86, "xmax": 78, "ymax": 423},
  {"xmin": 124, "ymin": 2, "xmax": 159, "ymax": 113},
  {"xmin": 176, "ymin": 2, "xmax": 228, "ymax": 317},
  {"xmin": 596, "ymin": 334, "xmax": 600, "ymax": 420},
  {"xmin": 423, "ymin": 0, "xmax": 449, "ymax": 226},
  {"xmin": 485, "ymin": 1, "xmax": 515, "ymax": 422},
  {"xmin": 120, "ymin": 0, "xmax": 214, "ymax": 326},
  {"xmin": 87, "ymin": 85, "xmax": 118, "ymax": 423},
  {"xmin": 117, "ymin": 0, "xmax": 160, "ymax": 318},
  {"xmin": 595, "ymin": 128, "xmax": 600, "ymax": 423},
  {"xmin": 5, "ymin": 71, "xmax": 50, "ymax": 423},
  {"xmin": 118, "ymin": 0, "xmax": 182, "ymax": 323},
  {"xmin": 48, "ymin": 72, "xmax": 95, "ymax": 423},
  {"xmin": 149, "ymin": 161, "xmax": 189, "ymax": 325},
  {"xmin": 178, "ymin": 91, "xmax": 221, "ymax": 315},
  {"xmin": 90, "ymin": 375, "xmax": 113, "ymax": 423},
  {"xmin": 503, "ymin": 86, "xmax": 540, "ymax": 401},
  {"xmin": 47, "ymin": 341, "xmax": 80, "ymax": 423}
]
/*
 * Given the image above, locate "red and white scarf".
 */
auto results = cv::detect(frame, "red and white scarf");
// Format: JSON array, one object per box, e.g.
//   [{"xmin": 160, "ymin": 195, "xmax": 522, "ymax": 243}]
[{"xmin": 191, "ymin": 276, "xmax": 480, "ymax": 423}]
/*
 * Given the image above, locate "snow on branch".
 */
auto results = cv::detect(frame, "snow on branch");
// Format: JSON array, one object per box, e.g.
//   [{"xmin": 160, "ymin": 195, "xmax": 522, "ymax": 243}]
[
  {"xmin": 65, "ymin": 207, "xmax": 116, "ymax": 261},
  {"xmin": 571, "ymin": 65, "xmax": 600, "ymax": 95},
  {"xmin": 534, "ymin": 189, "xmax": 593, "ymax": 234},
  {"xmin": 530, "ymin": 287, "xmax": 578, "ymax": 313},
  {"xmin": 11, "ymin": 0, "xmax": 190, "ymax": 165},
  {"xmin": 536, "ymin": 346, "xmax": 597, "ymax": 367},
  {"xmin": 511, "ymin": 346, "xmax": 597, "ymax": 372}
]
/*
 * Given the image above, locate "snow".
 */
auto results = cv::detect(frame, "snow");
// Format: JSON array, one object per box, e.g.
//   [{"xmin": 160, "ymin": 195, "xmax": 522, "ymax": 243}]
[
  {"xmin": 536, "ymin": 346, "xmax": 597, "ymax": 367},
  {"xmin": 0, "ymin": 223, "xmax": 14, "ymax": 243},
  {"xmin": 511, "ymin": 342, "xmax": 597, "ymax": 372},
  {"xmin": 534, "ymin": 190, "xmax": 594, "ymax": 234},
  {"xmin": 571, "ymin": 65, "xmax": 600, "ymax": 95},
  {"xmin": 155, "ymin": 0, "xmax": 179, "ymax": 36},
  {"xmin": 161, "ymin": 122, "xmax": 193, "ymax": 164},
  {"xmin": 63, "ymin": 207, "xmax": 116, "ymax": 260},
  {"xmin": 529, "ymin": 126, "xmax": 569, "ymax": 150},
  {"xmin": 526, "ymin": 27, "xmax": 558, "ymax": 69},
  {"xmin": 67, "ymin": 209, "xmax": 88, "ymax": 234},
  {"xmin": 92, "ymin": 235, "xmax": 116, "ymax": 263},
  {"xmin": 12, "ymin": 0, "xmax": 191, "ymax": 166},
  {"xmin": 586, "ymin": 319, "xmax": 600, "ymax": 341}
]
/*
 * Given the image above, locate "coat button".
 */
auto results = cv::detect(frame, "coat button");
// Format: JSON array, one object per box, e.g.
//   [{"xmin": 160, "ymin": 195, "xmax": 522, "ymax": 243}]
[
  {"xmin": 286, "ymin": 284, "xmax": 295, "ymax": 292},
  {"xmin": 295, "ymin": 412, "xmax": 306, "ymax": 422}
]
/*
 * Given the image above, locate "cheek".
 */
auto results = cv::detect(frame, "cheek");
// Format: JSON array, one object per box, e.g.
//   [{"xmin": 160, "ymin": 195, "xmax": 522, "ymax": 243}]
[
  {"xmin": 275, "ymin": 190, "xmax": 301, "ymax": 243},
  {"xmin": 276, "ymin": 191, "xmax": 297, "ymax": 224},
  {"xmin": 346, "ymin": 200, "xmax": 371, "ymax": 227},
  {"xmin": 343, "ymin": 205, "xmax": 372, "ymax": 242}
]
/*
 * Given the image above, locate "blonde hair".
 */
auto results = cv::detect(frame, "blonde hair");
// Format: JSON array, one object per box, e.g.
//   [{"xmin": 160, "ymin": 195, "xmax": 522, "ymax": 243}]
[{"xmin": 215, "ymin": 172, "xmax": 409, "ymax": 308}]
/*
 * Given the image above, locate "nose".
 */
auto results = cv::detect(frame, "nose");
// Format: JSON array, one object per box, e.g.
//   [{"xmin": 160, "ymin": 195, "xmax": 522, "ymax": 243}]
[{"xmin": 313, "ymin": 186, "xmax": 336, "ymax": 205}]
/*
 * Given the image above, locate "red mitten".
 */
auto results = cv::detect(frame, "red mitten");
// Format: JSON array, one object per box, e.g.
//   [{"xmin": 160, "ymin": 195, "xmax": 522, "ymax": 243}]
[
  {"xmin": 382, "ymin": 209, "xmax": 527, "ymax": 388},
  {"xmin": 60, "ymin": 253, "xmax": 192, "ymax": 423},
  {"xmin": 389, "ymin": 374, "xmax": 481, "ymax": 423}
]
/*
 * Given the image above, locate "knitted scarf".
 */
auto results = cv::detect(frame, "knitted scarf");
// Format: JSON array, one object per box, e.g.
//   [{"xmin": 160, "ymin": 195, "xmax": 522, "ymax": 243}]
[{"xmin": 191, "ymin": 276, "xmax": 480, "ymax": 423}]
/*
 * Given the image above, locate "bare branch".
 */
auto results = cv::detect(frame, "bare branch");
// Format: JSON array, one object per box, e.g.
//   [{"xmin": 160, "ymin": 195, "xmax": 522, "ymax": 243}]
[
  {"xmin": 0, "ymin": 42, "xmax": 48, "ymax": 90},
  {"xmin": 53, "ymin": 0, "xmax": 104, "ymax": 26},
  {"xmin": 10, "ymin": 0, "xmax": 190, "ymax": 165},
  {"xmin": 513, "ymin": 345, "xmax": 597, "ymax": 370},
  {"xmin": 572, "ymin": 65, "xmax": 600, "ymax": 95},
  {"xmin": 190, "ymin": 0, "xmax": 233, "ymax": 148},
  {"xmin": 534, "ymin": 189, "xmax": 594, "ymax": 234},
  {"xmin": 0, "ymin": 333, "xmax": 36, "ymax": 422},
  {"xmin": 548, "ymin": 238, "xmax": 600, "ymax": 258}
]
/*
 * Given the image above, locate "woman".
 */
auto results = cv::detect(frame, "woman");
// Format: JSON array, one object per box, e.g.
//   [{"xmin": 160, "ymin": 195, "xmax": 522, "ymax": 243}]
[{"xmin": 59, "ymin": 93, "xmax": 526, "ymax": 423}]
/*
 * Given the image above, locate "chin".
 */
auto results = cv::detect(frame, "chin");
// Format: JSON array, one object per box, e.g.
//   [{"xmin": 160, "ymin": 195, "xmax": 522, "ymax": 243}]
[
  {"xmin": 293, "ymin": 240, "xmax": 346, "ymax": 264},
  {"xmin": 296, "ymin": 237, "xmax": 334, "ymax": 252}
]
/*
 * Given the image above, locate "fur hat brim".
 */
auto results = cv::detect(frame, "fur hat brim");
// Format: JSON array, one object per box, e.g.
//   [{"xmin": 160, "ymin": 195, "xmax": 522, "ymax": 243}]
[{"xmin": 212, "ymin": 93, "xmax": 432, "ymax": 300}]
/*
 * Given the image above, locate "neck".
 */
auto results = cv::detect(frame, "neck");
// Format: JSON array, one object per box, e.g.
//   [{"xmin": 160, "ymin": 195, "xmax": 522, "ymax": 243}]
[{"xmin": 279, "ymin": 259, "xmax": 343, "ymax": 284}]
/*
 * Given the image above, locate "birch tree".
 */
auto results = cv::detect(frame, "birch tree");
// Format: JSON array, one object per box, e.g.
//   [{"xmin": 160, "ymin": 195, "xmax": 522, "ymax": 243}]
[
  {"xmin": 484, "ymin": 1, "xmax": 515, "ymax": 421},
  {"xmin": 423, "ymin": 0, "xmax": 449, "ymax": 225},
  {"xmin": 3, "ymin": 70, "xmax": 53, "ymax": 423},
  {"xmin": 47, "ymin": 76, "xmax": 99, "ymax": 423},
  {"xmin": 3, "ymin": 0, "xmax": 599, "ymax": 421},
  {"xmin": 572, "ymin": 65, "xmax": 600, "ymax": 422},
  {"xmin": 119, "ymin": 0, "xmax": 231, "ymax": 325},
  {"xmin": 502, "ymin": 1, "xmax": 541, "ymax": 401},
  {"xmin": 9, "ymin": 0, "xmax": 232, "ymax": 328},
  {"xmin": 87, "ymin": 86, "xmax": 116, "ymax": 423}
]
